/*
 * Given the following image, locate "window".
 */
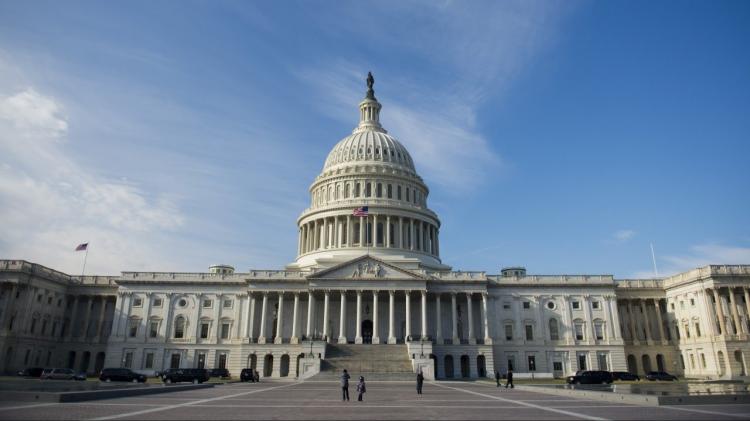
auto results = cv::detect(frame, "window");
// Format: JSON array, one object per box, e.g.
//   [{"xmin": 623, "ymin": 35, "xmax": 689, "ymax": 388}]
[
  {"xmin": 684, "ymin": 324, "xmax": 691, "ymax": 338},
  {"xmin": 578, "ymin": 353, "xmax": 587, "ymax": 370},
  {"xmin": 525, "ymin": 325, "xmax": 533, "ymax": 341},
  {"xmin": 503, "ymin": 303, "xmax": 511, "ymax": 310},
  {"xmin": 574, "ymin": 322, "xmax": 585, "ymax": 341},
  {"xmin": 690, "ymin": 298, "xmax": 695, "ymax": 306},
  {"xmin": 223, "ymin": 300, "xmax": 233, "ymax": 309},
  {"xmin": 680, "ymin": 301, "xmax": 685, "ymax": 309},
  {"xmin": 37, "ymin": 294, "xmax": 42, "ymax": 303},
  {"xmin": 51, "ymin": 322, "xmax": 57, "ymax": 337},
  {"xmin": 174, "ymin": 316, "xmax": 185, "ymax": 338},
  {"xmin": 689, "ymin": 354, "xmax": 696, "ymax": 369},
  {"xmin": 200, "ymin": 323, "xmax": 210, "ymax": 339},
  {"xmin": 549, "ymin": 319, "xmax": 560, "ymax": 340},
  {"xmin": 41, "ymin": 320, "xmax": 48, "ymax": 335},
  {"xmin": 701, "ymin": 353, "xmax": 707, "ymax": 368},
  {"xmin": 178, "ymin": 299, "xmax": 187, "ymax": 307},
  {"xmin": 397, "ymin": 186, "xmax": 402, "ymax": 200},
  {"xmin": 47, "ymin": 297, "xmax": 52, "ymax": 305},
  {"xmin": 522, "ymin": 301, "xmax": 530, "ymax": 309},
  {"xmin": 695, "ymin": 323, "xmax": 701, "ymax": 337},
  {"xmin": 572, "ymin": 301, "xmax": 581, "ymax": 310},
  {"xmin": 123, "ymin": 351, "xmax": 133, "ymax": 368},
  {"xmin": 594, "ymin": 323, "xmax": 604, "ymax": 340},
  {"xmin": 355, "ymin": 183, "xmax": 360, "ymax": 197},
  {"xmin": 24, "ymin": 349, "xmax": 30, "ymax": 365},
  {"xmin": 144, "ymin": 352, "xmax": 154, "ymax": 369},
  {"xmin": 376, "ymin": 183, "xmax": 382, "ymax": 197},
  {"xmin": 553, "ymin": 361, "xmax": 563, "ymax": 371},
  {"xmin": 57, "ymin": 298, "xmax": 62, "ymax": 307},
  {"xmin": 153, "ymin": 298, "xmax": 163, "ymax": 307},
  {"xmin": 507, "ymin": 355, "xmax": 515, "ymax": 371},
  {"xmin": 149, "ymin": 321, "xmax": 159, "ymax": 338},
  {"xmin": 30, "ymin": 318, "xmax": 37, "ymax": 334},
  {"xmin": 218, "ymin": 353, "xmax": 227, "ymax": 369},
  {"xmin": 220, "ymin": 323, "xmax": 230, "ymax": 339},
  {"xmin": 592, "ymin": 301, "xmax": 601, "ymax": 310},
  {"xmin": 597, "ymin": 353, "xmax": 609, "ymax": 371},
  {"xmin": 670, "ymin": 302, "xmax": 675, "ymax": 310},
  {"xmin": 133, "ymin": 297, "xmax": 143, "ymax": 307},
  {"xmin": 527, "ymin": 355, "xmax": 536, "ymax": 372},
  {"xmin": 203, "ymin": 299, "xmax": 213, "ymax": 308},
  {"xmin": 366, "ymin": 183, "xmax": 372, "ymax": 197},
  {"xmin": 128, "ymin": 319, "xmax": 139, "ymax": 337},
  {"xmin": 504, "ymin": 325, "xmax": 513, "ymax": 341},
  {"xmin": 546, "ymin": 301, "xmax": 556, "ymax": 310},
  {"xmin": 387, "ymin": 184, "xmax": 392, "ymax": 198}
]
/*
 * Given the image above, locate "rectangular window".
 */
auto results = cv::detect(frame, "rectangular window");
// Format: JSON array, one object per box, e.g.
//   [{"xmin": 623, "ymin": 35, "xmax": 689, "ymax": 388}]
[
  {"xmin": 553, "ymin": 361, "xmax": 563, "ymax": 371},
  {"xmin": 689, "ymin": 354, "xmax": 696, "ymax": 369},
  {"xmin": 397, "ymin": 186, "xmax": 402, "ymax": 200},
  {"xmin": 597, "ymin": 353, "xmax": 609, "ymax": 371},
  {"xmin": 128, "ymin": 320, "xmax": 138, "ymax": 337},
  {"xmin": 701, "ymin": 353, "xmax": 707, "ymax": 368},
  {"xmin": 505, "ymin": 325, "xmax": 513, "ymax": 341},
  {"xmin": 200, "ymin": 323, "xmax": 210, "ymax": 339},
  {"xmin": 144, "ymin": 352, "xmax": 154, "ymax": 369},
  {"xmin": 149, "ymin": 321, "xmax": 159, "ymax": 338},
  {"xmin": 223, "ymin": 300, "xmax": 233, "ymax": 308},
  {"xmin": 218, "ymin": 353, "xmax": 227, "ymax": 369},
  {"xmin": 695, "ymin": 323, "xmax": 701, "ymax": 337},
  {"xmin": 575, "ymin": 324, "xmax": 584, "ymax": 341},
  {"xmin": 594, "ymin": 323, "xmax": 604, "ymax": 340},
  {"xmin": 680, "ymin": 301, "xmax": 685, "ymax": 309},
  {"xmin": 592, "ymin": 301, "xmax": 600, "ymax": 310},
  {"xmin": 522, "ymin": 301, "xmax": 530, "ymax": 309},
  {"xmin": 572, "ymin": 301, "xmax": 581, "ymax": 310},
  {"xmin": 503, "ymin": 303, "xmax": 511, "ymax": 310},
  {"xmin": 197, "ymin": 353, "xmax": 206, "ymax": 369},
  {"xmin": 153, "ymin": 298, "xmax": 163, "ymax": 307},
  {"xmin": 578, "ymin": 353, "xmax": 587, "ymax": 370},
  {"xmin": 690, "ymin": 298, "xmax": 695, "ymax": 306},
  {"xmin": 220, "ymin": 323, "xmax": 230, "ymax": 339},
  {"xmin": 203, "ymin": 299, "xmax": 213, "ymax": 308},
  {"xmin": 525, "ymin": 325, "xmax": 533, "ymax": 341},
  {"xmin": 671, "ymin": 302, "xmax": 675, "ymax": 310},
  {"xmin": 123, "ymin": 351, "xmax": 134, "ymax": 368},
  {"xmin": 527, "ymin": 355, "xmax": 536, "ymax": 372},
  {"xmin": 133, "ymin": 297, "xmax": 143, "ymax": 307},
  {"xmin": 507, "ymin": 355, "xmax": 515, "ymax": 371},
  {"xmin": 685, "ymin": 324, "xmax": 691, "ymax": 338}
]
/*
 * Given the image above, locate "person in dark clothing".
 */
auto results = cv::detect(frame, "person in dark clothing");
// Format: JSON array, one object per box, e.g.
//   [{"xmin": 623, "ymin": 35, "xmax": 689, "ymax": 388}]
[
  {"xmin": 416, "ymin": 370, "xmax": 424, "ymax": 395},
  {"xmin": 254, "ymin": 369, "xmax": 260, "ymax": 382},
  {"xmin": 356, "ymin": 376, "xmax": 366, "ymax": 401},
  {"xmin": 495, "ymin": 370, "xmax": 501, "ymax": 387},
  {"xmin": 340, "ymin": 369, "xmax": 351, "ymax": 401},
  {"xmin": 505, "ymin": 369, "xmax": 514, "ymax": 389}
]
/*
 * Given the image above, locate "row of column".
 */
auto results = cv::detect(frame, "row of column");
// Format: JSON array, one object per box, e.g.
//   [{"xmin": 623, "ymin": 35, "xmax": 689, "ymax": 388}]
[
  {"xmin": 65, "ymin": 295, "xmax": 113, "ymax": 342},
  {"xmin": 298, "ymin": 215, "xmax": 439, "ymax": 256},
  {"xmin": 708, "ymin": 286, "xmax": 750, "ymax": 337},
  {"xmin": 619, "ymin": 298, "xmax": 671, "ymax": 344}
]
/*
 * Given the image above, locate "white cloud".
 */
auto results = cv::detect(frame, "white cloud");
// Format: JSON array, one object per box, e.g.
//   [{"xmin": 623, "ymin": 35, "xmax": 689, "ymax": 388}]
[
  {"xmin": 613, "ymin": 229, "xmax": 636, "ymax": 242},
  {"xmin": 0, "ymin": 88, "xmax": 185, "ymax": 274},
  {"xmin": 630, "ymin": 243, "xmax": 750, "ymax": 278}
]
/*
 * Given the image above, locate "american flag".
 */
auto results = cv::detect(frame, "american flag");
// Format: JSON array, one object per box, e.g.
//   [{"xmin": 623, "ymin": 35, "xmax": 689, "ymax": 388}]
[
  {"xmin": 75, "ymin": 243, "xmax": 88, "ymax": 251},
  {"xmin": 353, "ymin": 206, "xmax": 368, "ymax": 217}
]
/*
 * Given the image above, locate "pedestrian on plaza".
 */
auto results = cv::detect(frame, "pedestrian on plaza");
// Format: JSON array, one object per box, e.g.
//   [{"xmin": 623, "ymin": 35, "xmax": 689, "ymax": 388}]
[
  {"xmin": 495, "ymin": 370, "xmax": 501, "ymax": 387},
  {"xmin": 254, "ymin": 369, "xmax": 260, "ymax": 382},
  {"xmin": 416, "ymin": 370, "xmax": 424, "ymax": 395},
  {"xmin": 505, "ymin": 369, "xmax": 514, "ymax": 389},
  {"xmin": 341, "ymin": 369, "xmax": 351, "ymax": 401},
  {"xmin": 356, "ymin": 376, "xmax": 366, "ymax": 401}
]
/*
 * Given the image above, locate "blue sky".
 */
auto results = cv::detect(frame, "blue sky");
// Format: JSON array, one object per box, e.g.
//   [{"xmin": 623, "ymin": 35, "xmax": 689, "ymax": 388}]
[{"xmin": 0, "ymin": 0, "xmax": 748, "ymax": 277}]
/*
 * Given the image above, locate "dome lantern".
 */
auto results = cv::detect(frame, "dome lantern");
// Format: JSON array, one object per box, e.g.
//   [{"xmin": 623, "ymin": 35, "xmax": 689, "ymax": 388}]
[{"xmin": 354, "ymin": 71, "xmax": 386, "ymax": 134}]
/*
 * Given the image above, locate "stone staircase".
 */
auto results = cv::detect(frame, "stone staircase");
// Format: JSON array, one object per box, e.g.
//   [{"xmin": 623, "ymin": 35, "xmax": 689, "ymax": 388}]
[{"xmin": 311, "ymin": 343, "xmax": 415, "ymax": 380}]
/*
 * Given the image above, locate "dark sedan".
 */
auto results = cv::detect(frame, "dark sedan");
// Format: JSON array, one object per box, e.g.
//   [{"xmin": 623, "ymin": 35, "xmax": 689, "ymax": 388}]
[
  {"xmin": 566, "ymin": 370, "xmax": 613, "ymax": 385},
  {"xmin": 209, "ymin": 368, "xmax": 230, "ymax": 379},
  {"xmin": 99, "ymin": 368, "xmax": 147, "ymax": 383},
  {"xmin": 17, "ymin": 367, "xmax": 45, "ymax": 378},
  {"xmin": 645, "ymin": 371, "xmax": 678, "ymax": 381},
  {"xmin": 611, "ymin": 371, "xmax": 640, "ymax": 381}
]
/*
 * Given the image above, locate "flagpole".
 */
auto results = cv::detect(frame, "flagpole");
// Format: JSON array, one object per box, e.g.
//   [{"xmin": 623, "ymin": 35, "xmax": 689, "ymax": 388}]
[
  {"xmin": 650, "ymin": 243, "xmax": 658, "ymax": 277},
  {"xmin": 81, "ymin": 247, "xmax": 89, "ymax": 280}
]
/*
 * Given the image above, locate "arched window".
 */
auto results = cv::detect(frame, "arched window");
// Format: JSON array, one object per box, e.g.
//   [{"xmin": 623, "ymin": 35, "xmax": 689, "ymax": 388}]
[
  {"xmin": 354, "ymin": 183, "xmax": 360, "ymax": 197},
  {"xmin": 174, "ymin": 316, "xmax": 186, "ymax": 339},
  {"xmin": 366, "ymin": 183, "xmax": 372, "ymax": 197},
  {"xmin": 397, "ymin": 185, "xmax": 402, "ymax": 200},
  {"xmin": 376, "ymin": 183, "xmax": 382, "ymax": 198},
  {"xmin": 406, "ymin": 188, "xmax": 411, "ymax": 202},
  {"xmin": 387, "ymin": 184, "xmax": 392, "ymax": 198},
  {"xmin": 549, "ymin": 319, "xmax": 560, "ymax": 340},
  {"xmin": 345, "ymin": 183, "xmax": 350, "ymax": 198}
]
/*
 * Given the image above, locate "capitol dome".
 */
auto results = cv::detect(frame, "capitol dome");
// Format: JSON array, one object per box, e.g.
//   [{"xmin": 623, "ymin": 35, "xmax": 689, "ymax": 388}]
[{"xmin": 289, "ymin": 73, "xmax": 448, "ymax": 271}]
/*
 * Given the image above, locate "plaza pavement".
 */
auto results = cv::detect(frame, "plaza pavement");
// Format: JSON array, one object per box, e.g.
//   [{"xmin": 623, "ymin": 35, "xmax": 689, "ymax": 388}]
[{"xmin": 1, "ymin": 380, "xmax": 749, "ymax": 420}]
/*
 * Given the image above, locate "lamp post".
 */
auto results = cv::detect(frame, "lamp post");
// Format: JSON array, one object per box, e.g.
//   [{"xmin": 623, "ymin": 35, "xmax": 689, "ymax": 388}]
[
  {"xmin": 420, "ymin": 337, "xmax": 425, "ymax": 358},
  {"xmin": 309, "ymin": 340, "xmax": 314, "ymax": 358}
]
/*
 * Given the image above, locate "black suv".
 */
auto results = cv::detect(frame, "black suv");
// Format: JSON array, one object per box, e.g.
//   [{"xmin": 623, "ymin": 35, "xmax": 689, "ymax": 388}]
[
  {"xmin": 566, "ymin": 370, "xmax": 613, "ymax": 385},
  {"xmin": 209, "ymin": 368, "xmax": 230, "ymax": 379},
  {"xmin": 240, "ymin": 368, "xmax": 258, "ymax": 382},
  {"xmin": 161, "ymin": 368, "xmax": 209, "ymax": 384},
  {"xmin": 99, "ymin": 368, "xmax": 147, "ymax": 383},
  {"xmin": 611, "ymin": 371, "xmax": 640, "ymax": 381},
  {"xmin": 645, "ymin": 371, "xmax": 677, "ymax": 381},
  {"xmin": 17, "ymin": 367, "xmax": 45, "ymax": 378}
]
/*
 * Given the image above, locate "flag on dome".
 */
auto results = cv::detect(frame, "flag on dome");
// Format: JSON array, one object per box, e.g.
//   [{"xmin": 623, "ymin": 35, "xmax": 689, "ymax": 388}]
[
  {"xmin": 75, "ymin": 243, "xmax": 88, "ymax": 251},
  {"xmin": 353, "ymin": 206, "xmax": 368, "ymax": 217}
]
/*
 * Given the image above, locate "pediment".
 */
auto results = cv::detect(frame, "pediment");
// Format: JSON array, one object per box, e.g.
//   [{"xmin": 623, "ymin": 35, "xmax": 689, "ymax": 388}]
[{"xmin": 307, "ymin": 255, "xmax": 429, "ymax": 280}]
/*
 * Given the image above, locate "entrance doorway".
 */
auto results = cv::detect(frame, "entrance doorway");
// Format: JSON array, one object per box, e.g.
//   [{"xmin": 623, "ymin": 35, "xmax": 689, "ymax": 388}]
[
  {"xmin": 170, "ymin": 353, "xmax": 181, "ymax": 369},
  {"xmin": 362, "ymin": 320, "xmax": 373, "ymax": 344}
]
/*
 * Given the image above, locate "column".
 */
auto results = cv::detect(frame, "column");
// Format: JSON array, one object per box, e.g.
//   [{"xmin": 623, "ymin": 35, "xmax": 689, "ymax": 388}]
[
  {"xmin": 338, "ymin": 291, "xmax": 347, "ymax": 344},
  {"xmin": 421, "ymin": 291, "xmax": 427, "ymax": 339},
  {"xmin": 388, "ymin": 290, "xmax": 396, "ymax": 344},
  {"xmin": 372, "ymin": 291, "xmax": 380, "ymax": 344},
  {"xmin": 322, "ymin": 218, "xmax": 328, "ymax": 249},
  {"xmin": 306, "ymin": 291, "xmax": 314, "ymax": 339},
  {"xmin": 67, "ymin": 296, "xmax": 80, "ymax": 340},
  {"xmin": 297, "ymin": 227, "xmax": 302, "ymax": 255},
  {"xmin": 466, "ymin": 293, "xmax": 476, "ymax": 344},
  {"xmin": 274, "ymin": 293, "xmax": 284, "ymax": 344},
  {"xmin": 564, "ymin": 296, "xmax": 574, "ymax": 344},
  {"xmin": 404, "ymin": 291, "xmax": 412, "ymax": 341},
  {"xmin": 83, "ymin": 296, "xmax": 95, "ymax": 338},
  {"xmin": 713, "ymin": 288, "xmax": 727, "ymax": 336},
  {"xmin": 233, "ymin": 294, "xmax": 243, "ymax": 339},
  {"xmin": 246, "ymin": 293, "xmax": 256, "ymax": 341},
  {"xmin": 194, "ymin": 293, "xmax": 204, "ymax": 340},
  {"xmin": 609, "ymin": 298, "xmax": 621, "ymax": 340},
  {"xmin": 258, "ymin": 293, "xmax": 268, "ymax": 344},
  {"xmin": 386, "ymin": 216, "xmax": 391, "ymax": 247},
  {"xmin": 639, "ymin": 299, "xmax": 652, "ymax": 342},
  {"xmin": 372, "ymin": 214, "xmax": 378, "ymax": 246},
  {"xmin": 654, "ymin": 299, "xmax": 667, "ymax": 342},
  {"xmin": 359, "ymin": 216, "xmax": 365, "ymax": 247},
  {"xmin": 744, "ymin": 288, "xmax": 750, "ymax": 330},
  {"xmin": 409, "ymin": 219, "xmax": 415, "ymax": 250},
  {"xmin": 291, "ymin": 293, "xmax": 300, "ymax": 344},
  {"xmin": 435, "ymin": 294, "xmax": 443, "ymax": 343},
  {"xmin": 323, "ymin": 291, "xmax": 330, "ymax": 342},
  {"xmin": 535, "ymin": 295, "xmax": 545, "ymax": 341},
  {"xmin": 482, "ymin": 293, "xmax": 491, "ymax": 344},
  {"xmin": 627, "ymin": 300, "xmax": 639, "ymax": 342},
  {"xmin": 699, "ymin": 289, "xmax": 718, "ymax": 336},
  {"xmin": 337, "ymin": 217, "xmax": 343, "ymax": 248},
  {"xmin": 355, "ymin": 291, "xmax": 363, "ymax": 343},
  {"xmin": 1, "ymin": 284, "xmax": 18, "ymax": 331},
  {"xmin": 399, "ymin": 218, "xmax": 404, "ymax": 249},
  {"xmin": 95, "ymin": 296, "xmax": 108, "ymax": 341},
  {"xmin": 162, "ymin": 294, "xmax": 174, "ymax": 342},
  {"xmin": 451, "ymin": 293, "xmax": 459, "ymax": 344},
  {"xmin": 728, "ymin": 287, "xmax": 742, "ymax": 335},
  {"xmin": 347, "ymin": 216, "xmax": 352, "ymax": 246}
]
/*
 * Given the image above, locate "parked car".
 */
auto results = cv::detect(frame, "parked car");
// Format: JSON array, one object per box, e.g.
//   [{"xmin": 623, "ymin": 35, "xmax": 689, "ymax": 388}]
[
  {"xmin": 240, "ymin": 368, "xmax": 257, "ymax": 382},
  {"xmin": 74, "ymin": 371, "xmax": 87, "ymax": 381},
  {"xmin": 209, "ymin": 368, "xmax": 230, "ymax": 379},
  {"xmin": 17, "ymin": 367, "xmax": 45, "ymax": 378},
  {"xmin": 99, "ymin": 368, "xmax": 147, "ymax": 383},
  {"xmin": 611, "ymin": 371, "xmax": 640, "ymax": 381},
  {"xmin": 40, "ymin": 368, "xmax": 81, "ymax": 380},
  {"xmin": 160, "ymin": 368, "xmax": 209, "ymax": 384},
  {"xmin": 645, "ymin": 371, "xmax": 678, "ymax": 381},
  {"xmin": 566, "ymin": 370, "xmax": 613, "ymax": 385}
]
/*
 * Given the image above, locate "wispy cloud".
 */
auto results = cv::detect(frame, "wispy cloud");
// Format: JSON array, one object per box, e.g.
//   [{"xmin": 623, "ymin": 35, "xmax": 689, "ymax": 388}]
[
  {"xmin": 613, "ymin": 229, "xmax": 636, "ymax": 242},
  {"xmin": 630, "ymin": 243, "xmax": 750, "ymax": 278}
]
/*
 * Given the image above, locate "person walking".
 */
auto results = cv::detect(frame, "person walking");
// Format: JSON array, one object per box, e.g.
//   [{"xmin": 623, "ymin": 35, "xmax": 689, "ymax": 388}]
[
  {"xmin": 356, "ymin": 376, "xmax": 366, "ymax": 401},
  {"xmin": 340, "ymin": 369, "xmax": 351, "ymax": 401},
  {"xmin": 254, "ymin": 369, "xmax": 260, "ymax": 383},
  {"xmin": 495, "ymin": 370, "xmax": 501, "ymax": 387},
  {"xmin": 416, "ymin": 370, "xmax": 424, "ymax": 395},
  {"xmin": 505, "ymin": 369, "xmax": 514, "ymax": 389}
]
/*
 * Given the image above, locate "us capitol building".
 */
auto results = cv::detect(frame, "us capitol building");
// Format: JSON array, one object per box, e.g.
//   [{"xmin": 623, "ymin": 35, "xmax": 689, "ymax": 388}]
[{"xmin": 1, "ymin": 76, "xmax": 749, "ymax": 381}]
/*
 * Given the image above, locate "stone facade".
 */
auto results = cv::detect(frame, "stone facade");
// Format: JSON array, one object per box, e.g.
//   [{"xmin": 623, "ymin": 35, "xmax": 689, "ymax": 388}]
[{"xmin": 1, "ymin": 78, "xmax": 748, "ymax": 380}]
